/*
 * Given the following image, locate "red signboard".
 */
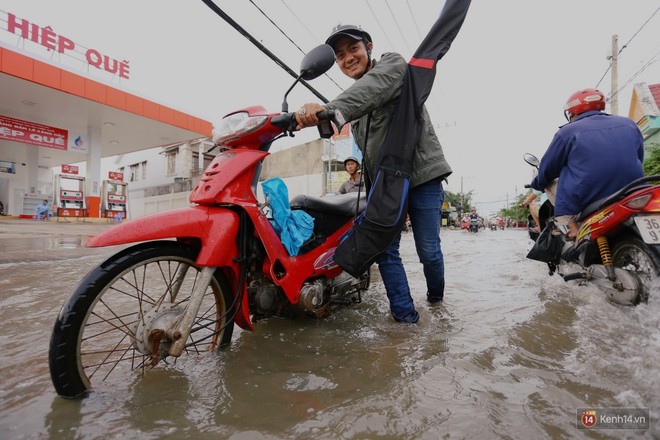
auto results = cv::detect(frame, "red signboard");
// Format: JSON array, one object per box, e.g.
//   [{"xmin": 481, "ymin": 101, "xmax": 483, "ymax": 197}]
[
  {"xmin": 6, "ymin": 12, "xmax": 130, "ymax": 79},
  {"xmin": 61, "ymin": 164, "xmax": 79, "ymax": 175},
  {"xmin": 108, "ymin": 171, "xmax": 124, "ymax": 181},
  {"xmin": 58, "ymin": 208, "xmax": 86, "ymax": 218},
  {"xmin": 0, "ymin": 115, "xmax": 68, "ymax": 149}
]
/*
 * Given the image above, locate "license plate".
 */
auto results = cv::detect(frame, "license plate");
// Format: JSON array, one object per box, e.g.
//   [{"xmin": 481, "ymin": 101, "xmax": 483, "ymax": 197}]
[{"xmin": 634, "ymin": 215, "xmax": 660, "ymax": 244}]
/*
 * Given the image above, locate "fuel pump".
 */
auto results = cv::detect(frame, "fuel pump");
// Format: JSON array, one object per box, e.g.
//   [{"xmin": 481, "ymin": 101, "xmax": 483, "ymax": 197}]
[
  {"xmin": 54, "ymin": 165, "xmax": 86, "ymax": 219},
  {"xmin": 101, "ymin": 171, "xmax": 128, "ymax": 220}
]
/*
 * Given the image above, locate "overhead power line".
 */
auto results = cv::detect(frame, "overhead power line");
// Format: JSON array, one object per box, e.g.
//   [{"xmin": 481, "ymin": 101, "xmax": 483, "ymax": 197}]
[
  {"xmin": 200, "ymin": 0, "xmax": 328, "ymax": 103},
  {"xmin": 365, "ymin": 0, "xmax": 397, "ymax": 52},
  {"xmin": 248, "ymin": 0, "xmax": 344, "ymax": 93},
  {"xmin": 608, "ymin": 48, "xmax": 660, "ymax": 102},
  {"xmin": 595, "ymin": 5, "xmax": 660, "ymax": 89},
  {"xmin": 385, "ymin": 0, "xmax": 413, "ymax": 54},
  {"xmin": 405, "ymin": 0, "xmax": 424, "ymax": 40},
  {"xmin": 277, "ymin": 0, "xmax": 319, "ymax": 42}
]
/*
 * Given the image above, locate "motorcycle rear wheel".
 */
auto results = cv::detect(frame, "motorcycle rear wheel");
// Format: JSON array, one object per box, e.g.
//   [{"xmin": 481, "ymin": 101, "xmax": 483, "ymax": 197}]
[
  {"xmin": 611, "ymin": 236, "xmax": 659, "ymax": 303},
  {"xmin": 49, "ymin": 241, "xmax": 235, "ymax": 399}
]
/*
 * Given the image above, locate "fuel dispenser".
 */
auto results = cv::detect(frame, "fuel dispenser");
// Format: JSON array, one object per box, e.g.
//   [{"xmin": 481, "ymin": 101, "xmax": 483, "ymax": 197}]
[
  {"xmin": 101, "ymin": 171, "xmax": 128, "ymax": 220},
  {"xmin": 54, "ymin": 165, "xmax": 87, "ymax": 220}
]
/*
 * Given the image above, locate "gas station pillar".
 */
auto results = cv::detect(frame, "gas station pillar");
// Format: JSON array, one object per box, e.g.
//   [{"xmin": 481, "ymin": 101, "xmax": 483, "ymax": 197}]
[{"xmin": 86, "ymin": 125, "xmax": 102, "ymax": 217}]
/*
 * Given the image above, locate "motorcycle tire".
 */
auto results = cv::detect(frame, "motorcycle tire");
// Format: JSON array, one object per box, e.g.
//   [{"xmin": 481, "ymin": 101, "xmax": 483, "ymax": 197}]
[
  {"xmin": 611, "ymin": 235, "xmax": 659, "ymax": 304},
  {"xmin": 49, "ymin": 241, "xmax": 235, "ymax": 399}
]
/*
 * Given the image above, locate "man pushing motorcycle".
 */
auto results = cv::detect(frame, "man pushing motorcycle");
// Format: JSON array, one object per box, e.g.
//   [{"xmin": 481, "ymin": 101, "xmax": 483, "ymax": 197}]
[
  {"xmin": 530, "ymin": 88, "xmax": 644, "ymax": 239},
  {"xmin": 295, "ymin": 24, "xmax": 452, "ymax": 323}
]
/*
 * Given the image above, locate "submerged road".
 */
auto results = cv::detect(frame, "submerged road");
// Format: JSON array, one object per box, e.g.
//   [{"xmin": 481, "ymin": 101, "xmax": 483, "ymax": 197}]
[{"xmin": 0, "ymin": 219, "xmax": 658, "ymax": 438}]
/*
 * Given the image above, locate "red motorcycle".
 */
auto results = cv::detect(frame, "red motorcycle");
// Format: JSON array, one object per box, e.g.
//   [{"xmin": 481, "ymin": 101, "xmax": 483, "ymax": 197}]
[
  {"xmin": 49, "ymin": 45, "xmax": 369, "ymax": 398},
  {"xmin": 524, "ymin": 153, "xmax": 660, "ymax": 305}
]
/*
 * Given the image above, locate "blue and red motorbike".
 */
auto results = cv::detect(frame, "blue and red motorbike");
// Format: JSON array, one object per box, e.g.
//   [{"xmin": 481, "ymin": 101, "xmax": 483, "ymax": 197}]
[{"xmin": 524, "ymin": 153, "xmax": 660, "ymax": 305}]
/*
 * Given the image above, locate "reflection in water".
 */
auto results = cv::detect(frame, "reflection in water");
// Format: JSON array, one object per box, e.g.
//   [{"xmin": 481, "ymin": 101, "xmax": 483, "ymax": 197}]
[
  {"xmin": 1, "ymin": 229, "xmax": 658, "ymax": 438},
  {"xmin": 210, "ymin": 312, "xmax": 451, "ymax": 437},
  {"xmin": 46, "ymin": 398, "xmax": 83, "ymax": 440},
  {"xmin": 125, "ymin": 370, "xmax": 194, "ymax": 435}
]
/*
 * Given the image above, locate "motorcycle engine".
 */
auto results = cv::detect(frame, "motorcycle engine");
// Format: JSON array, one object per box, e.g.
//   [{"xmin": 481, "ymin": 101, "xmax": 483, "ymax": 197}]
[
  {"xmin": 297, "ymin": 279, "xmax": 331, "ymax": 317},
  {"xmin": 249, "ymin": 280, "xmax": 290, "ymax": 320}
]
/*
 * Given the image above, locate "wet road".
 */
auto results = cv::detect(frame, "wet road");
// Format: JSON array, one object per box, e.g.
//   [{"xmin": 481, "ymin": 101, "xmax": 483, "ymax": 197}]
[{"xmin": 0, "ymin": 220, "xmax": 658, "ymax": 439}]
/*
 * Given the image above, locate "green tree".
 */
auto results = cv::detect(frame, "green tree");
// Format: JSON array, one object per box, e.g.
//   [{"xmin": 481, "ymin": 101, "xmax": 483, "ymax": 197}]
[
  {"xmin": 498, "ymin": 193, "xmax": 530, "ymax": 222},
  {"xmin": 643, "ymin": 145, "xmax": 660, "ymax": 176},
  {"xmin": 445, "ymin": 190, "xmax": 474, "ymax": 214}
]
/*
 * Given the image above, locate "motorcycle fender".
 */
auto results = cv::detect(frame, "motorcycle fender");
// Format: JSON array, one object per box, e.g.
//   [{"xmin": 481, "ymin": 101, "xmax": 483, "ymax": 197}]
[{"xmin": 87, "ymin": 206, "xmax": 239, "ymax": 267}]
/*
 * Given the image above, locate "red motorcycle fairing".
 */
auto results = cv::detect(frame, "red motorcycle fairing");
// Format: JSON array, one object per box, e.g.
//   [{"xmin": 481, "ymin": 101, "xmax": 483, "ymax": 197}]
[
  {"xmin": 190, "ymin": 147, "xmax": 269, "ymax": 205},
  {"xmin": 88, "ymin": 205, "xmax": 238, "ymax": 267},
  {"xmin": 240, "ymin": 202, "xmax": 347, "ymax": 304},
  {"xmin": 578, "ymin": 186, "xmax": 660, "ymax": 241}
]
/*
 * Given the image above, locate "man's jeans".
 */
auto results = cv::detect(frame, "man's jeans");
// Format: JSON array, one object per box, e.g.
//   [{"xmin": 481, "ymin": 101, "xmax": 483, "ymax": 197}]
[{"xmin": 377, "ymin": 177, "xmax": 445, "ymax": 323}]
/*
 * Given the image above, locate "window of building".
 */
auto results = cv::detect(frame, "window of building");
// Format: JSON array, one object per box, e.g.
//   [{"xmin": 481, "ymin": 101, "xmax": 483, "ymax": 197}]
[
  {"xmin": 166, "ymin": 150, "xmax": 177, "ymax": 176},
  {"xmin": 129, "ymin": 163, "xmax": 139, "ymax": 182},
  {"xmin": 141, "ymin": 161, "xmax": 147, "ymax": 180},
  {"xmin": 192, "ymin": 152, "xmax": 215, "ymax": 176}
]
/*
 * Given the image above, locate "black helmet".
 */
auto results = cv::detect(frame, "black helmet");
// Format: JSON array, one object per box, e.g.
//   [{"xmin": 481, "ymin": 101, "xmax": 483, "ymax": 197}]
[
  {"xmin": 325, "ymin": 25, "xmax": 372, "ymax": 51},
  {"xmin": 343, "ymin": 156, "xmax": 360, "ymax": 167}
]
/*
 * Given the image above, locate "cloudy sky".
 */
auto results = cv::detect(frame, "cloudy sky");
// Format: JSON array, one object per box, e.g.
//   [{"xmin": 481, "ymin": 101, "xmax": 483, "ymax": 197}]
[{"xmin": 2, "ymin": 0, "xmax": 659, "ymax": 215}]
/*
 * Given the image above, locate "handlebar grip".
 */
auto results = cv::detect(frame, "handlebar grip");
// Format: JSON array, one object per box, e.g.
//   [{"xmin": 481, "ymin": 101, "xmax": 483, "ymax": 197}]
[
  {"xmin": 270, "ymin": 109, "xmax": 337, "ymax": 132},
  {"xmin": 524, "ymin": 184, "xmax": 531, "ymax": 188},
  {"xmin": 316, "ymin": 109, "xmax": 335, "ymax": 120},
  {"xmin": 316, "ymin": 109, "xmax": 336, "ymax": 139}
]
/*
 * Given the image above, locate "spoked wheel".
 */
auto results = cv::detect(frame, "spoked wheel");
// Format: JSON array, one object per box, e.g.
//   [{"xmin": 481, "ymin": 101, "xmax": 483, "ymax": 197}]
[
  {"xmin": 611, "ymin": 236, "xmax": 659, "ymax": 304},
  {"xmin": 49, "ymin": 241, "xmax": 235, "ymax": 399}
]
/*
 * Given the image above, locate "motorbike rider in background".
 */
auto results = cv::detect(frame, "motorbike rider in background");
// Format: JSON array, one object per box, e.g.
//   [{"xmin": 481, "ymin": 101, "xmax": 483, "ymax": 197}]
[
  {"xmin": 520, "ymin": 169, "xmax": 548, "ymax": 234},
  {"xmin": 336, "ymin": 156, "xmax": 365, "ymax": 194},
  {"xmin": 468, "ymin": 209, "xmax": 479, "ymax": 232},
  {"xmin": 295, "ymin": 24, "xmax": 452, "ymax": 323},
  {"xmin": 530, "ymin": 88, "xmax": 644, "ymax": 239}
]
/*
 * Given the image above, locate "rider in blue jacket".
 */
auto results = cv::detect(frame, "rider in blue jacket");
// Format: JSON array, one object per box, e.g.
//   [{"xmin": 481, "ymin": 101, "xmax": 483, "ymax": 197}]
[{"xmin": 531, "ymin": 88, "xmax": 644, "ymax": 238}]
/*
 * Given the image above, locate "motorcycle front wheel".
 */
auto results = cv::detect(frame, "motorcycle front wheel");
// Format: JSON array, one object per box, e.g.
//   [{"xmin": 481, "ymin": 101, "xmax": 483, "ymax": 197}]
[
  {"xmin": 611, "ymin": 236, "xmax": 659, "ymax": 303},
  {"xmin": 49, "ymin": 241, "xmax": 235, "ymax": 399}
]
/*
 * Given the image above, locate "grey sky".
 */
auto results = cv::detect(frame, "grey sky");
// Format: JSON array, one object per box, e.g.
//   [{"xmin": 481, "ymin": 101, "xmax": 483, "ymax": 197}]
[{"xmin": 3, "ymin": 0, "xmax": 659, "ymax": 215}]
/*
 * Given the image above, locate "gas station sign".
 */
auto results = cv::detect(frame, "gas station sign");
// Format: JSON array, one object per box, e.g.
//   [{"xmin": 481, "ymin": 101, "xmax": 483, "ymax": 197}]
[
  {"xmin": 0, "ymin": 115, "xmax": 67, "ymax": 149},
  {"xmin": 109, "ymin": 171, "xmax": 124, "ymax": 181},
  {"xmin": 61, "ymin": 164, "xmax": 79, "ymax": 175}
]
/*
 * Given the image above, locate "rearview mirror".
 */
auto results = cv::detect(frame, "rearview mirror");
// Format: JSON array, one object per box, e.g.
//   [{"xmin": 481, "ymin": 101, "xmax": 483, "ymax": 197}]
[
  {"xmin": 300, "ymin": 44, "xmax": 335, "ymax": 80},
  {"xmin": 523, "ymin": 153, "xmax": 540, "ymax": 168}
]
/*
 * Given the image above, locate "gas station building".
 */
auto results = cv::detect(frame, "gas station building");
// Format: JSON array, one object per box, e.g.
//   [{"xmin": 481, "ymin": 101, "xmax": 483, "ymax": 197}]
[{"xmin": 0, "ymin": 10, "xmax": 212, "ymax": 219}]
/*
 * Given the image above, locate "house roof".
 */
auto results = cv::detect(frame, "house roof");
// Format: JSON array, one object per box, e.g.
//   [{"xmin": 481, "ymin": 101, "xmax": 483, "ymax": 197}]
[
  {"xmin": 629, "ymin": 82, "xmax": 660, "ymax": 123},
  {"xmin": 650, "ymin": 83, "xmax": 660, "ymax": 110}
]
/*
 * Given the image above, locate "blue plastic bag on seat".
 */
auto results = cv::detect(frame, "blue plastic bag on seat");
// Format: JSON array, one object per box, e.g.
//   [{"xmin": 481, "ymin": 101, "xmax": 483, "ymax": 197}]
[{"xmin": 261, "ymin": 177, "xmax": 314, "ymax": 256}]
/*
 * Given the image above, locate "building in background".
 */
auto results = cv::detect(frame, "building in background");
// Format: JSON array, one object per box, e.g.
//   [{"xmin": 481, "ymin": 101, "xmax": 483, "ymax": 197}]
[{"xmin": 629, "ymin": 82, "xmax": 660, "ymax": 159}]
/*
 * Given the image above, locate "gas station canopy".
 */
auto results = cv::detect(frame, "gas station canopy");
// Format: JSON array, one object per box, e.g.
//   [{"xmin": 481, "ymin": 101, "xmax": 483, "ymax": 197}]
[{"xmin": 0, "ymin": 47, "xmax": 211, "ymax": 170}]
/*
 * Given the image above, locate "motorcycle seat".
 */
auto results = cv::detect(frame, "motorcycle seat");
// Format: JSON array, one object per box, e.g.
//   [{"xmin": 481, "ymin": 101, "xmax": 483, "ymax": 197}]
[
  {"xmin": 290, "ymin": 192, "xmax": 366, "ymax": 218},
  {"xmin": 578, "ymin": 182, "xmax": 652, "ymax": 221}
]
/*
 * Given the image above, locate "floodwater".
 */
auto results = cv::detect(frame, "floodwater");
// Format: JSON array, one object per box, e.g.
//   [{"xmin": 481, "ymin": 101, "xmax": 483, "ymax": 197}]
[{"xmin": 0, "ymin": 224, "xmax": 658, "ymax": 439}]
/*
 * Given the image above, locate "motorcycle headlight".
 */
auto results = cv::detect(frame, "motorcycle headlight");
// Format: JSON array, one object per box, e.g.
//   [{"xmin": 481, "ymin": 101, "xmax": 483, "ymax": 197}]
[{"xmin": 212, "ymin": 112, "xmax": 268, "ymax": 145}]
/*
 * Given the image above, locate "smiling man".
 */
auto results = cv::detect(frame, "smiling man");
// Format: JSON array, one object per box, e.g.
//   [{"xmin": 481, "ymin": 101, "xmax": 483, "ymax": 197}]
[{"xmin": 295, "ymin": 24, "xmax": 453, "ymax": 323}]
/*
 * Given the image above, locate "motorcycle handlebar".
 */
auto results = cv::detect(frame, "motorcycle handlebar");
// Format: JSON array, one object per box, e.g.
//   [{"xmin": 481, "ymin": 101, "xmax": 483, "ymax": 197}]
[{"xmin": 270, "ymin": 109, "xmax": 336, "ymax": 133}]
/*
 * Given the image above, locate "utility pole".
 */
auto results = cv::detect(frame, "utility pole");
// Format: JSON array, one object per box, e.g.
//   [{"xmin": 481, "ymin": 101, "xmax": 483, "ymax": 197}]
[{"xmin": 610, "ymin": 34, "xmax": 619, "ymax": 115}]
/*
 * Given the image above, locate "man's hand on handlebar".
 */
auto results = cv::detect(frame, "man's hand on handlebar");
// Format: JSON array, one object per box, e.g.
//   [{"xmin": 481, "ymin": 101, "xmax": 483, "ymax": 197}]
[{"xmin": 295, "ymin": 103, "xmax": 326, "ymax": 130}]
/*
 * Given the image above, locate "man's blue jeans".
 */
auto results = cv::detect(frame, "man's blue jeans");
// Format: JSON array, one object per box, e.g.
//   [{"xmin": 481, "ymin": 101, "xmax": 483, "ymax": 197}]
[{"xmin": 376, "ymin": 177, "xmax": 445, "ymax": 323}]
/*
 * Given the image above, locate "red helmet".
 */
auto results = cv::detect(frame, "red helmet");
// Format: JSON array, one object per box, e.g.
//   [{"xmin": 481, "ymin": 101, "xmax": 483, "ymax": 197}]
[{"xmin": 563, "ymin": 88, "xmax": 605, "ymax": 120}]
